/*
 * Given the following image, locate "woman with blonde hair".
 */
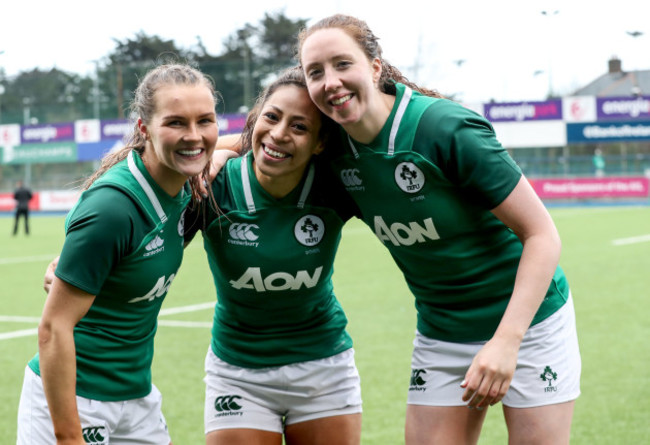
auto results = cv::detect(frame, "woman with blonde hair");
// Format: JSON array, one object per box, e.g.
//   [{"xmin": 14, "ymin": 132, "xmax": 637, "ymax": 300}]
[{"xmin": 18, "ymin": 63, "xmax": 219, "ymax": 445}]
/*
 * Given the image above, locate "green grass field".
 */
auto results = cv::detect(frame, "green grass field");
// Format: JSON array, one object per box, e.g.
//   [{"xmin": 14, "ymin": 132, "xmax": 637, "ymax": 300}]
[{"xmin": 2, "ymin": 206, "xmax": 650, "ymax": 444}]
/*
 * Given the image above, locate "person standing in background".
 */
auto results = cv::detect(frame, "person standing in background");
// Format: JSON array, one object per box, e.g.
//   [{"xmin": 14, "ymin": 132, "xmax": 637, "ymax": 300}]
[
  {"xmin": 13, "ymin": 180, "xmax": 33, "ymax": 235},
  {"xmin": 593, "ymin": 148, "xmax": 605, "ymax": 177}
]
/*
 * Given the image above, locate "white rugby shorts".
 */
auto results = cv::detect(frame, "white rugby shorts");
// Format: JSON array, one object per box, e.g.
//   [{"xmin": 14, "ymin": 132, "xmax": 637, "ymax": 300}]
[
  {"xmin": 17, "ymin": 366, "xmax": 171, "ymax": 445},
  {"xmin": 407, "ymin": 295, "xmax": 581, "ymax": 408},
  {"xmin": 204, "ymin": 347, "xmax": 362, "ymax": 433}
]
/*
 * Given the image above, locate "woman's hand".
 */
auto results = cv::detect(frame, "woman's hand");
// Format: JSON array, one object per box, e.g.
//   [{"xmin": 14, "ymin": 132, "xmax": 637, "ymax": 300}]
[
  {"xmin": 43, "ymin": 256, "xmax": 60, "ymax": 294},
  {"xmin": 461, "ymin": 334, "xmax": 520, "ymax": 408},
  {"xmin": 197, "ymin": 149, "xmax": 240, "ymax": 197}
]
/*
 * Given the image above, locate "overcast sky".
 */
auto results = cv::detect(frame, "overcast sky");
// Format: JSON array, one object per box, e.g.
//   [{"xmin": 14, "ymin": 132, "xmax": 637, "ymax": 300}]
[{"xmin": 1, "ymin": 0, "xmax": 648, "ymax": 103}]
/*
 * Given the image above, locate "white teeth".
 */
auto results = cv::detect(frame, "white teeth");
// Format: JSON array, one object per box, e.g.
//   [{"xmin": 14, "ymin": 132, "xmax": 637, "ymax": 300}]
[
  {"xmin": 264, "ymin": 146, "xmax": 289, "ymax": 158},
  {"xmin": 332, "ymin": 94, "xmax": 351, "ymax": 106},
  {"xmin": 178, "ymin": 149, "xmax": 202, "ymax": 156}
]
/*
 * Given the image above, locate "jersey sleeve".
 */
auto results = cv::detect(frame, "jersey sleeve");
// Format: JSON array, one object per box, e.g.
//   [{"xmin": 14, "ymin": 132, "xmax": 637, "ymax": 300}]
[
  {"xmin": 415, "ymin": 100, "xmax": 522, "ymax": 209},
  {"xmin": 313, "ymin": 157, "xmax": 361, "ymax": 222},
  {"xmin": 55, "ymin": 186, "xmax": 145, "ymax": 295}
]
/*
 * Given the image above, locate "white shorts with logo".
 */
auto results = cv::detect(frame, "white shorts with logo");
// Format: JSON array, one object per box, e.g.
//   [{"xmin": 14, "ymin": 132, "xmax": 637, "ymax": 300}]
[
  {"xmin": 17, "ymin": 366, "xmax": 171, "ymax": 445},
  {"xmin": 204, "ymin": 347, "xmax": 362, "ymax": 434},
  {"xmin": 407, "ymin": 295, "xmax": 581, "ymax": 408}
]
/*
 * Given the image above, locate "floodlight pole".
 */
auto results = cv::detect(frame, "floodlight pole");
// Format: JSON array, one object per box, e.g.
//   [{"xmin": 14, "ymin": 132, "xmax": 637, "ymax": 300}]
[
  {"xmin": 0, "ymin": 50, "xmax": 4, "ymax": 124},
  {"xmin": 626, "ymin": 31, "xmax": 644, "ymax": 95},
  {"xmin": 92, "ymin": 60, "xmax": 101, "ymax": 119},
  {"xmin": 541, "ymin": 10, "xmax": 559, "ymax": 98}
]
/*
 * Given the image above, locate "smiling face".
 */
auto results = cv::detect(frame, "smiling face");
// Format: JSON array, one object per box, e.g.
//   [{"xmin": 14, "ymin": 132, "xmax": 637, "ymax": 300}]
[
  {"xmin": 300, "ymin": 27, "xmax": 383, "ymax": 138},
  {"xmin": 139, "ymin": 84, "xmax": 218, "ymax": 196},
  {"xmin": 251, "ymin": 84, "xmax": 323, "ymax": 198}
]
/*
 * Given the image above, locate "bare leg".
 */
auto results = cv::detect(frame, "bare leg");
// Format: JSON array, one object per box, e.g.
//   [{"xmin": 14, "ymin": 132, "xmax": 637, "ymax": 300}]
[
  {"xmin": 206, "ymin": 428, "xmax": 283, "ymax": 445},
  {"xmin": 503, "ymin": 401, "xmax": 575, "ymax": 445},
  {"xmin": 405, "ymin": 405, "xmax": 487, "ymax": 445},
  {"xmin": 285, "ymin": 413, "xmax": 362, "ymax": 445}
]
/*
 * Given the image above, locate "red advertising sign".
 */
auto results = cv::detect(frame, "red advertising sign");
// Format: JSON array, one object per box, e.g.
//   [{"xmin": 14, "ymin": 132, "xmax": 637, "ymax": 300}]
[
  {"xmin": 531, "ymin": 177, "xmax": 650, "ymax": 199},
  {"xmin": 0, "ymin": 192, "xmax": 39, "ymax": 211}
]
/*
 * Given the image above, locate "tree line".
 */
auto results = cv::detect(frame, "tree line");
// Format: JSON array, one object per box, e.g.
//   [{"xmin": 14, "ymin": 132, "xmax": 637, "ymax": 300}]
[{"xmin": 0, "ymin": 11, "xmax": 307, "ymax": 125}]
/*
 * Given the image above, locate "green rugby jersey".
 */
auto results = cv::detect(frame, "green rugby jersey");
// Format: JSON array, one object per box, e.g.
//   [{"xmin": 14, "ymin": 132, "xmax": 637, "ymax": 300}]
[
  {"xmin": 29, "ymin": 150, "xmax": 190, "ymax": 401},
  {"xmin": 186, "ymin": 153, "xmax": 357, "ymax": 368},
  {"xmin": 325, "ymin": 83, "xmax": 569, "ymax": 342}
]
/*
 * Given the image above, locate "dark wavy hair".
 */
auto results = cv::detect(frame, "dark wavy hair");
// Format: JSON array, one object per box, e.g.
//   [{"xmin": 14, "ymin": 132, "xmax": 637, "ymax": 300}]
[{"xmin": 239, "ymin": 65, "xmax": 337, "ymax": 155}]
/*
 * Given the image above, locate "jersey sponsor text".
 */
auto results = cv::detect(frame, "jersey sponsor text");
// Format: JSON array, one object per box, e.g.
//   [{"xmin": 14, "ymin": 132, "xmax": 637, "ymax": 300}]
[
  {"xmin": 128, "ymin": 273, "xmax": 176, "ymax": 303},
  {"xmin": 230, "ymin": 266, "xmax": 323, "ymax": 291},
  {"xmin": 374, "ymin": 215, "xmax": 440, "ymax": 246}
]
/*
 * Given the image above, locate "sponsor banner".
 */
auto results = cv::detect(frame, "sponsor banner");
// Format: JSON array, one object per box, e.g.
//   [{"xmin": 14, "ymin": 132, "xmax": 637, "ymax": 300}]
[
  {"xmin": 78, "ymin": 139, "xmax": 124, "ymax": 161},
  {"xmin": 562, "ymin": 96, "xmax": 597, "ymax": 122},
  {"xmin": 567, "ymin": 121, "xmax": 650, "ymax": 143},
  {"xmin": 21, "ymin": 122, "xmax": 75, "ymax": 144},
  {"xmin": 0, "ymin": 192, "xmax": 39, "ymax": 211},
  {"xmin": 3, "ymin": 142, "xmax": 78, "ymax": 164},
  {"xmin": 484, "ymin": 99, "xmax": 562, "ymax": 122},
  {"xmin": 597, "ymin": 96, "xmax": 650, "ymax": 121},
  {"xmin": 531, "ymin": 177, "xmax": 650, "ymax": 199},
  {"xmin": 0, "ymin": 192, "xmax": 17, "ymax": 211},
  {"xmin": 101, "ymin": 119, "xmax": 131, "ymax": 140},
  {"xmin": 492, "ymin": 121, "xmax": 566, "ymax": 148},
  {"xmin": 38, "ymin": 190, "xmax": 80, "ymax": 211},
  {"xmin": 218, "ymin": 113, "xmax": 247, "ymax": 134},
  {"xmin": 1, "ymin": 124, "xmax": 21, "ymax": 147},
  {"xmin": 75, "ymin": 119, "xmax": 101, "ymax": 143}
]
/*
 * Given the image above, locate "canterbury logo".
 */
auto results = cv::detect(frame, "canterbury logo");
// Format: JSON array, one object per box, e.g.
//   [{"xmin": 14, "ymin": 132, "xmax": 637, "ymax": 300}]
[
  {"xmin": 229, "ymin": 223, "xmax": 259, "ymax": 241},
  {"xmin": 410, "ymin": 369, "xmax": 427, "ymax": 386},
  {"xmin": 215, "ymin": 395, "xmax": 243, "ymax": 412},
  {"xmin": 82, "ymin": 426, "xmax": 107, "ymax": 444},
  {"xmin": 145, "ymin": 235, "xmax": 165, "ymax": 252},
  {"xmin": 340, "ymin": 168, "xmax": 362, "ymax": 187}
]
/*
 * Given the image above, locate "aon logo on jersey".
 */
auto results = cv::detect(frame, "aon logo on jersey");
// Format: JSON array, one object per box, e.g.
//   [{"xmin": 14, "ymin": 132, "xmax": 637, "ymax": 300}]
[
  {"xmin": 230, "ymin": 267, "xmax": 323, "ymax": 291},
  {"xmin": 128, "ymin": 274, "xmax": 176, "ymax": 303},
  {"xmin": 374, "ymin": 216, "xmax": 440, "ymax": 246}
]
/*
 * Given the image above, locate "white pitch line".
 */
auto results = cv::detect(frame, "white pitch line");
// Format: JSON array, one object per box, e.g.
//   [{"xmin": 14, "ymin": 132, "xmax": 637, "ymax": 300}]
[
  {"xmin": 0, "ymin": 301, "xmax": 215, "ymax": 341},
  {"xmin": 159, "ymin": 301, "xmax": 214, "ymax": 316},
  {"xmin": 0, "ymin": 327, "xmax": 38, "ymax": 340},
  {"xmin": 158, "ymin": 320, "xmax": 212, "ymax": 328},
  {"xmin": 0, "ymin": 254, "xmax": 58, "ymax": 265},
  {"xmin": 0, "ymin": 316, "xmax": 41, "ymax": 323},
  {"xmin": 611, "ymin": 234, "xmax": 650, "ymax": 246}
]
